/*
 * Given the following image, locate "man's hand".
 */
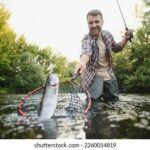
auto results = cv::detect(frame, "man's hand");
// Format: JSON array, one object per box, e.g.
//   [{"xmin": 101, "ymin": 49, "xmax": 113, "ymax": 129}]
[
  {"xmin": 74, "ymin": 62, "xmax": 86, "ymax": 74},
  {"xmin": 125, "ymin": 29, "xmax": 133, "ymax": 40},
  {"xmin": 74, "ymin": 54, "xmax": 89, "ymax": 74}
]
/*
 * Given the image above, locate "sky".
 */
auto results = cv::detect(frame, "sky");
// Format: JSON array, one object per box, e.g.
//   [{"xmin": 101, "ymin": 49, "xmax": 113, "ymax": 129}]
[{"xmin": 1, "ymin": 0, "xmax": 142, "ymax": 61}]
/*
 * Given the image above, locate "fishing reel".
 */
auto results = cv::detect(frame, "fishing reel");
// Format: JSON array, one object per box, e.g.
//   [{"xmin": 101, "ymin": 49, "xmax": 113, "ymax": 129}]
[{"xmin": 125, "ymin": 28, "xmax": 134, "ymax": 41}]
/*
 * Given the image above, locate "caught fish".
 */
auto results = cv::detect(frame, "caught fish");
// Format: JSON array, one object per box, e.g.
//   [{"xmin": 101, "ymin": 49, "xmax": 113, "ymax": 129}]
[{"xmin": 38, "ymin": 74, "xmax": 59, "ymax": 120}]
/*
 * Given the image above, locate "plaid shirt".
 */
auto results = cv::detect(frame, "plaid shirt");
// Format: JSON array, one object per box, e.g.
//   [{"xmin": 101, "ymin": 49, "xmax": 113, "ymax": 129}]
[{"xmin": 81, "ymin": 30, "xmax": 122, "ymax": 89}]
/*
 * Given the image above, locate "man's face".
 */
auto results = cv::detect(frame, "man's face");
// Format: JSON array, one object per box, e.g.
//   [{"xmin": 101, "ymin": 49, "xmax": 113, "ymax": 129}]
[{"xmin": 87, "ymin": 15, "xmax": 103, "ymax": 36}]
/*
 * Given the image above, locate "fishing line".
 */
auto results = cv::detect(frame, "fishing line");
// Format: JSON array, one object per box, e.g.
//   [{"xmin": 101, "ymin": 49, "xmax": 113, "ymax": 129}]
[
  {"xmin": 115, "ymin": 0, "xmax": 134, "ymax": 52},
  {"xmin": 116, "ymin": 0, "xmax": 128, "ymax": 30}
]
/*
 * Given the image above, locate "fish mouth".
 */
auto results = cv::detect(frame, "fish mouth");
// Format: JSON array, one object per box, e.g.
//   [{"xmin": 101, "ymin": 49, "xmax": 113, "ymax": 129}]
[{"xmin": 49, "ymin": 83, "xmax": 58, "ymax": 87}]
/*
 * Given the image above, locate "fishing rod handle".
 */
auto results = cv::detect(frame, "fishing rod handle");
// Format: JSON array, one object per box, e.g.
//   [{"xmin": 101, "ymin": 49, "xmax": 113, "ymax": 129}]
[
  {"xmin": 72, "ymin": 70, "xmax": 81, "ymax": 80},
  {"xmin": 125, "ymin": 28, "xmax": 133, "ymax": 42}
]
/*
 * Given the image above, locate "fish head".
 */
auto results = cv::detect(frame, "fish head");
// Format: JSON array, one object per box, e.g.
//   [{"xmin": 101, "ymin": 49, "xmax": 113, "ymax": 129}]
[{"xmin": 47, "ymin": 74, "xmax": 59, "ymax": 87}]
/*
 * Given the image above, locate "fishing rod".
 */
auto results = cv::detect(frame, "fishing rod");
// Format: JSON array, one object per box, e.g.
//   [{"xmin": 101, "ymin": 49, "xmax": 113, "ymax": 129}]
[
  {"xmin": 115, "ymin": 0, "xmax": 134, "ymax": 51},
  {"xmin": 116, "ymin": 0, "xmax": 128, "ymax": 30}
]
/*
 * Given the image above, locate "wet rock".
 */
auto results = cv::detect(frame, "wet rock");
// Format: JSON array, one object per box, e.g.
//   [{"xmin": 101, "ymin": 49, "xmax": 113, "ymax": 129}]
[
  {"xmin": 17, "ymin": 126, "xmax": 25, "ymax": 131},
  {"xmin": 140, "ymin": 119, "xmax": 149, "ymax": 126},
  {"xmin": 75, "ymin": 130, "xmax": 85, "ymax": 139},
  {"xmin": 0, "ymin": 94, "xmax": 150, "ymax": 139},
  {"xmin": 110, "ymin": 124, "xmax": 120, "ymax": 128},
  {"xmin": 134, "ymin": 123, "xmax": 146, "ymax": 128},
  {"xmin": 36, "ymin": 134, "xmax": 43, "ymax": 139}
]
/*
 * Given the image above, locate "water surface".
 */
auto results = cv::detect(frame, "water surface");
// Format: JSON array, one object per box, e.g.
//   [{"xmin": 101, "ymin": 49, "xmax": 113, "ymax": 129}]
[{"xmin": 0, "ymin": 94, "xmax": 150, "ymax": 139}]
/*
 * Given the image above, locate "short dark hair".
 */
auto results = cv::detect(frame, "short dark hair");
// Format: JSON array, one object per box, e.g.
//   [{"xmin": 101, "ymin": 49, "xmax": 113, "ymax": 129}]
[{"xmin": 87, "ymin": 9, "xmax": 103, "ymax": 19}]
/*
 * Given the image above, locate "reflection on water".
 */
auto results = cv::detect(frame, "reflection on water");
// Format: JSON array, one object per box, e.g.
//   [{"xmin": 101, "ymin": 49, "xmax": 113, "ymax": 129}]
[
  {"xmin": 86, "ymin": 94, "xmax": 150, "ymax": 139},
  {"xmin": 0, "ymin": 94, "xmax": 150, "ymax": 139},
  {"xmin": 0, "ymin": 94, "xmax": 85, "ymax": 139}
]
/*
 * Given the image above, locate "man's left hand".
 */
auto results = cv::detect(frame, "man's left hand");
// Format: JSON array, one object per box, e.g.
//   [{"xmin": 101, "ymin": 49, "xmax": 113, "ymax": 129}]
[{"xmin": 125, "ymin": 29, "xmax": 133, "ymax": 40}]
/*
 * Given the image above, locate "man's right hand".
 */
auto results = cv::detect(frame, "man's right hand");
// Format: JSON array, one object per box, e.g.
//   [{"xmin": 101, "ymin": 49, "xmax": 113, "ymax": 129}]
[
  {"xmin": 74, "ymin": 54, "xmax": 89, "ymax": 74},
  {"xmin": 74, "ymin": 62, "xmax": 86, "ymax": 74}
]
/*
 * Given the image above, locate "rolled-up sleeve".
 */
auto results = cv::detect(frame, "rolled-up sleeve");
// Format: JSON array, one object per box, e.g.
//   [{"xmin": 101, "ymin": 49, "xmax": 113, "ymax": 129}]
[
  {"xmin": 110, "ymin": 33, "xmax": 122, "ymax": 52},
  {"xmin": 81, "ymin": 35, "xmax": 93, "ymax": 57}
]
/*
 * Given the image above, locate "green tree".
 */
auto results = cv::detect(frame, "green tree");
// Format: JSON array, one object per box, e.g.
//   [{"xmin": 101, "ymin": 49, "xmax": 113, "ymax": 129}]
[
  {"xmin": 0, "ymin": 4, "xmax": 46, "ymax": 93},
  {"xmin": 113, "ymin": 0, "xmax": 150, "ymax": 93},
  {"xmin": 52, "ymin": 53, "xmax": 69, "ymax": 81},
  {"xmin": 0, "ymin": 4, "xmax": 10, "ymax": 30},
  {"xmin": 0, "ymin": 3, "xmax": 74, "ymax": 94},
  {"xmin": 0, "ymin": 4, "xmax": 17, "ymax": 93},
  {"xmin": 11, "ymin": 52, "xmax": 45, "ymax": 93}
]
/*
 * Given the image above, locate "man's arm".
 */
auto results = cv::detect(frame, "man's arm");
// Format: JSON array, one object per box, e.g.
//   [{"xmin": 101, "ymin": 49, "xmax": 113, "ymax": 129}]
[
  {"xmin": 74, "ymin": 34, "xmax": 92, "ymax": 74},
  {"xmin": 112, "ymin": 29, "xmax": 133, "ymax": 52},
  {"xmin": 119, "ymin": 29, "xmax": 133, "ymax": 49},
  {"xmin": 74, "ymin": 54, "xmax": 89, "ymax": 74},
  {"xmin": 118, "ymin": 36, "xmax": 129, "ymax": 50}
]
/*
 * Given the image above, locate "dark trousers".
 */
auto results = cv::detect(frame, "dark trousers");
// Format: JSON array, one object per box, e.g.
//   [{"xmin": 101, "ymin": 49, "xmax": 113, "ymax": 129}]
[{"xmin": 89, "ymin": 75, "xmax": 119, "ymax": 101}]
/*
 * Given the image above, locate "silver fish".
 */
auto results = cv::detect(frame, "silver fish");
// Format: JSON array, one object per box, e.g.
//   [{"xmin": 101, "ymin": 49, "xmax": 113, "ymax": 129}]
[{"xmin": 38, "ymin": 74, "xmax": 59, "ymax": 120}]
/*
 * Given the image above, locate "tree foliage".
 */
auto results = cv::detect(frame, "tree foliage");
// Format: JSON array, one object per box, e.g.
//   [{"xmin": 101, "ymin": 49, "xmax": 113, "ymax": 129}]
[
  {"xmin": 113, "ymin": 0, "xmax": 150, "ymax": 93},
  {"xmin": 0, "ymin": 4, "xmax": 71, "ymax": 94},
  {"xmin": 1, "ymin": 0, "xmax": 149, "ymax": 94}
]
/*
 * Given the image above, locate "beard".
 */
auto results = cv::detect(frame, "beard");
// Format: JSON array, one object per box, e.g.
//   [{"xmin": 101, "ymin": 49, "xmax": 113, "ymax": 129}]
[{"xmin": 90, "ymin": 26, "xmax": 101, "ymax": 37}]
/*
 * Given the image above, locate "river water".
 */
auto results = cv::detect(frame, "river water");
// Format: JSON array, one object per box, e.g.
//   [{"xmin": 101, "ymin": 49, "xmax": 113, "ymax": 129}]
[{"xmin": 0, "ymin": 94, "xmax": 150, "ymax": 139}]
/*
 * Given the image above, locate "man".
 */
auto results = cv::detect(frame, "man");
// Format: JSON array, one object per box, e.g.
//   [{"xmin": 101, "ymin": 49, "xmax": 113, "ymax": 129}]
[{"xmin": 75, "ymin": 9, "xmax": 133, "ymax": 101}]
